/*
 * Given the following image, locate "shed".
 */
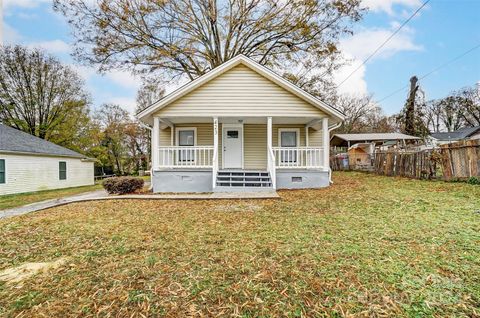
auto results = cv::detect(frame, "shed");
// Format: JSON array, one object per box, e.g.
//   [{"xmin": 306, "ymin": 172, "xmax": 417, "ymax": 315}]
[{"xmin": 331, "ymin": 133, "xmax": 420, "ymax": 147}]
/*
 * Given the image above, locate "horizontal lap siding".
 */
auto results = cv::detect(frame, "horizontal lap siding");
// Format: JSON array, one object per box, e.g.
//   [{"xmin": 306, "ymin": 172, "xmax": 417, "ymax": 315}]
[
  {"xmin": 0, "ymin": 153, "xmax": 94, "ymax": 195},
  {"xmin": 244, "ymin": 125, "xmax": 267, "ymax": 169},
  {"xmin": 308, "ymin": 128, "xmax": 324, "ymax": 147},
  {"xmin": 155, "ymin": 65, "xmax": 326, "ymax": 118}
]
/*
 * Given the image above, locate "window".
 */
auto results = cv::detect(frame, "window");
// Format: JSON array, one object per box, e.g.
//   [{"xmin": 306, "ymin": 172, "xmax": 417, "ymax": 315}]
[
  {"xmin": 59, "ymin": 161, "xmax": 67, "ymax": 180},
  {"xmin": 227, "ymin": 130, "xmax": 239, "ymax": 139},
  {"xmin": 0, "ymin": 159, "xmax": 5, "ymax": 184},
  {"xmin": 176, "ymin": 128, "xmax": 196, "ymax": 162},
  {"xmin": 279, "ymin": 129, "xmax": 299, "ymax": 163}
]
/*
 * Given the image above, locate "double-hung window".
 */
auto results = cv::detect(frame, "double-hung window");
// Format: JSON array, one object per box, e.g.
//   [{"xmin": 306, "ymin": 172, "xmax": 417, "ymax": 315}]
[
  {"xmin": 279, "ymin": 129, "xmax": 299, "ymax": 163},
  {"xmin": 59, "ymin": 161, "xmax": 67, "ymax": 180},
  {"xmin": 177, "ymin": 128, "xmax": 196, "ymax": 162},
  {"xmin": 0, "ymin": 159, "xmax": 5, "ymax": 184}
]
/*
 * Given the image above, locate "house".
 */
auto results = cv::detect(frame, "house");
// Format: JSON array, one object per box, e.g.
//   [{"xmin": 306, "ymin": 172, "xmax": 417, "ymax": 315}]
[
  {"xmin": 430, "ymin": 126, "xmax": 480, "ymax": 145},
  {"xmin": 330, "ymin": 133, "xmax": 421, "ymax": 148},
  {"xmin": 137, "ymin": 55, "xmax": 344, "ymax": 192},
  {"xmin": 0, "ymin": 124, "xmax": 95, "ymax": 195}
]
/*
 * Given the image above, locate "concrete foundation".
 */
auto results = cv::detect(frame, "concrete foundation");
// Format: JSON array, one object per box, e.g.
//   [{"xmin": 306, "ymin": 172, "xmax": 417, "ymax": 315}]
[
  {"xmin": 152, "ymin": 169, "xmax": 213, "ymax": 193},
  {"xmin": 276, "ymin": 169, "xmax": 329, "ymax": 189}
]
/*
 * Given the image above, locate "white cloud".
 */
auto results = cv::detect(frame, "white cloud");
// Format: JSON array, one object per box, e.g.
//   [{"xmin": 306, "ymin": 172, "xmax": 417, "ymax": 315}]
[
  {"xmin": 335, "ymin": 25, "xmax": 422, "ymax": 94},
  {"xmin": 107, "ymin": 96, "xmax": 138, "ymax": 114},
  {"xmin": 3, "ymin": 22, "xmax": 22, "ymax": 44},
  {"xmin": 28, "ymin": 39, "xmax": 71, "ymax": 54},
  {"xmin": 362, "ymin": 0, "xmax": 422, "ymax": 15},
  {"xmin": 104, "ymin": 70, "xmax": 142, "ymax": 90},
  {"xmin": 334, "ymin": 53, "xmax": 368, "ymax": 95},
  {"xmin": 340, "ymin": 27, "xmax": 422, "ymax": 61}
]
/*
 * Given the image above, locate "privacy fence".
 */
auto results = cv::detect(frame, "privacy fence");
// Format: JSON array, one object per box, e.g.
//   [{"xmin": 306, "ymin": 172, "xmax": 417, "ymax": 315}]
[{"xmin": 331, "ymin": 139, "xmax": 480, "ymax": 181}]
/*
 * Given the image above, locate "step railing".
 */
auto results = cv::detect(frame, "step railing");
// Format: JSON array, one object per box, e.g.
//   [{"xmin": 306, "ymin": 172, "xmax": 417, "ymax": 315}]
[
  {"xmin": 272, "ymin": 147, "xmax": 325, "ymax": 169},
  {"xmin": 157, "ymin": 146, "xmax": 215, "ymax": 168},
  {"xmin": 267, "ymin": 146, "xmax": 276, "ymax": 188}
]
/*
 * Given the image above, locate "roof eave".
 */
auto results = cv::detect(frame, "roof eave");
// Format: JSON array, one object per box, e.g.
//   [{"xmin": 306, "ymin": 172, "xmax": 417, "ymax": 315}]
[{"xmin": 137, "ymin": 55, "xmax": 345, "ymax": 123}]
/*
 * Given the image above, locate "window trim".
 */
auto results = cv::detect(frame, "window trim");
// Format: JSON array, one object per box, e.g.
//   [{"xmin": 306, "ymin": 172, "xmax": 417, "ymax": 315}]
[
  {"xmin": 278, "ymin": 128, "xmax": 300, "ymax": 147},
  {"xmin": 59, "ymin": 161, "xmax": 67, "ymax": 180},
  {"xmin": 278, "ymin": 128, "xmax": 300, "ymax": 164},
  {"xmin": 0, "ymin": 159, "xmax": 5, "ymax": 184},
  {"xmin": 175, "ymin": 127, "xmax": 197, "ymax": 146}
]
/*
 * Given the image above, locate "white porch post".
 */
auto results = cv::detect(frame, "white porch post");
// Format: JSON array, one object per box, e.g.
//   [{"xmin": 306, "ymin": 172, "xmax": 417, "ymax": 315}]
[
  {"xmin": 212, "ymin": 117, "xmax": 219, "ymax": 189},
  {"xmin": 322, "ymin": 117, "xmax": 329, "ymax": 171},
  {"xmin": 267, "ymin": 116, "xmax": 276, "ymax": 189},
  {"xmin": 152, "ymin": 117, "xmax": 160, "ymax": 170}
]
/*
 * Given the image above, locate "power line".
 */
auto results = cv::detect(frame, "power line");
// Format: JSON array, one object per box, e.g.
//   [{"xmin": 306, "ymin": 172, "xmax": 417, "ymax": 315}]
[
  {"xmin": 337, "ymin": 0, "xmax": 430, "ymax": 88},
  {"xmin": 376, "ymin": 43, "xmax": 480, "ymax": 103}
]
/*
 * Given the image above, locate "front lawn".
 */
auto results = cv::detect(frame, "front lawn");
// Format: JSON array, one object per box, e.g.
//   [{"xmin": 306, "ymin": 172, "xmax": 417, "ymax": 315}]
[
  {"xmin": 0, "ymin": 172, "xmax": 478, "ymax": 317},
  {"xmin": 0, "ymin": 184, "xmax": 102, "ymax": 210}
]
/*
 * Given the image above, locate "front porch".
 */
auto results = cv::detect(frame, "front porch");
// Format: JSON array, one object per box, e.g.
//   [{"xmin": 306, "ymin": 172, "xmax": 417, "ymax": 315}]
[{"xmin": 151, "ymin": 116, "xmax": 332, "ymax": 192}]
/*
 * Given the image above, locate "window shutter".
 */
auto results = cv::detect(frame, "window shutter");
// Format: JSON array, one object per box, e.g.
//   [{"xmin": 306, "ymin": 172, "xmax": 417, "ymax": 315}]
[
  {"xmin": 0, "ymin": 159, "xmax": 5, "ymax": 184},
  {"xmin": 59, "ymin": 161, "xmax": 67, "ymax": 180}
]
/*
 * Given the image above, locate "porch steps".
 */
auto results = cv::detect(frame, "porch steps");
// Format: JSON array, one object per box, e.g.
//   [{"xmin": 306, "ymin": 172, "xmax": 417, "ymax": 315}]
[{"xmin": 215, "ymin": 170, "xmax": 272, "ymax": 189}]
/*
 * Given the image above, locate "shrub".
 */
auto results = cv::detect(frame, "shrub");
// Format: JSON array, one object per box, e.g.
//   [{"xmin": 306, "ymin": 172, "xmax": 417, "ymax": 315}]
[
  {"xmin": 467, "ymin": 176, "xmax": 480, "ymax": 185},
  {"xmin": 103, "ymin": 177, "xmax": 144, "ymax": 194}
]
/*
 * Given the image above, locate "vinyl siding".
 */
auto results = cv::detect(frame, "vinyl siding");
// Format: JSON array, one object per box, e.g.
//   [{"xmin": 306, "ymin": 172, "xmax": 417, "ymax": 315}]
[
  {"xmin": 308, "ymin": 127, "xmax": 324, "ymax": 147},
  {"xmin": 154, "ymin": 64, "xmax": 326, "ymax": 118},
  {"xmin": 0, "ymin": 153, "xmax": 94, "ymax": 195},
  {"xmin": 155, "ymin": 123, "xmax": 324, "ymax": 170}
]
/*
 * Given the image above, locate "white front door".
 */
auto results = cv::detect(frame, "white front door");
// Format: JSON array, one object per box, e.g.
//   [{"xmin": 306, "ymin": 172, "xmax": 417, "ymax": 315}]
[{"xmin": 223, "ymin": 126, "xmax": 243, "ymax": 169}]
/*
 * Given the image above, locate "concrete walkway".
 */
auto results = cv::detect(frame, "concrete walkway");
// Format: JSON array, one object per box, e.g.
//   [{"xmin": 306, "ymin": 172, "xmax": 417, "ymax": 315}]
[{"xmin": 0, "ymin": 190, "xmax": 279, "ymax": 220}]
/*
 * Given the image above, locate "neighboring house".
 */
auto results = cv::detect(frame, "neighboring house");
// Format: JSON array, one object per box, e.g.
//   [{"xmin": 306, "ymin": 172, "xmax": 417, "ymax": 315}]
[
  {"xmin": 0, "ymin": 124, "xmax": 95, "ymax": 196},
  {"xmin": 430, "ymin": 126, "xmax": 480, "ymax": 145},
  {"xmin": 138, "ymin": 55, "xmax": 344, "ymax": 192},
  {"xmin": 331, "ymin": 133, "xmax": 421, "ymax": 148}
]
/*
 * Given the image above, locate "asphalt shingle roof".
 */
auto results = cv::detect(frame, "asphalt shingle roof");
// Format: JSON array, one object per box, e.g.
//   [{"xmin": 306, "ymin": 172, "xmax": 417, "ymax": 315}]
[
  {"xmin": 0, "ymin": 124, "xmax": 86, "ymax": 158},
  {"xmin": 430, "ymin": 126, "xmax": 480, "ymax": 141}
]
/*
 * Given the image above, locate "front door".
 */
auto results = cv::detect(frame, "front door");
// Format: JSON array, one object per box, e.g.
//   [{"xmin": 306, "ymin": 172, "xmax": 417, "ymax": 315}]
[{"xmin": 223, "ymin": 126, "xmax": 243, "ymax": 169}]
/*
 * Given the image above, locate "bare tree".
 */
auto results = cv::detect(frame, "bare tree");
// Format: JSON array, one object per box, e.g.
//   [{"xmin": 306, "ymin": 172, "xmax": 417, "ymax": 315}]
[
  {"xmin": 0, "ymin": 45, "xmax": 90, "ymax": 140},
  {"xmin": 53, "ymin": 0, "xmax": 363, "ymax": 92},
  {"xmin": 136, "ymin": 79, "xmax": 165, "ymax": 114},
  {"xmin": 459, "ymin": 84, "xmax": 480, "ymax": 126},
  {"xmin": 334, "ymin": 94, "xmax": 375, "ymax": 133}
]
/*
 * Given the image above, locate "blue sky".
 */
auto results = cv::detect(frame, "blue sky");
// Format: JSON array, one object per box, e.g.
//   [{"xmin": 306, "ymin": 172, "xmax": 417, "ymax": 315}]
[{"xmin": 3, "ymin": 0, "xmax": 480, "ymax": 115}]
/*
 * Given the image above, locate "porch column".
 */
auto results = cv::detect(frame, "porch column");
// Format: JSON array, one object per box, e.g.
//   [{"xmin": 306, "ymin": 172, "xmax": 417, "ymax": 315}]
[
  {"xmin": 322, "ymin": 117, "xmax": 329, "ymax": 171},
  {"xmin": 267, "ymin": 117, "xmax": 273, "ymax": 151},
  {"xmin": 212, "ymin": 117, "xmax": 218, "ymax": 189},
  {"xmin": 152, "ymin": 117, "xmax": 160, "ymax": 170}
]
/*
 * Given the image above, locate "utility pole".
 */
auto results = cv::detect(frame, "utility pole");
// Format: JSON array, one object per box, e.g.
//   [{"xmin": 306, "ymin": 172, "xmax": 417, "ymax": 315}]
[{"xmin": 404, "ymin": 76, "xmax": 419, "ymax": 136}]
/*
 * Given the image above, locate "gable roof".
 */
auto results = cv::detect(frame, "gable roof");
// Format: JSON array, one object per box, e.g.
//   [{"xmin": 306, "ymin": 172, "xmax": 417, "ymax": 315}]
[
  {"xmin": 331, "ymin": 133, "xmax": 420, "ymax": 147},
  {"xmin": 137, "ymin": 55, "xmax": 345, "ymax": 123},
  {"xmin": 0, "ymin": 124, "xmax": 87, "ymax": 158},
  {"xmin": 431, "ymin": 126, "xmax": 480, "ymax": 141}
]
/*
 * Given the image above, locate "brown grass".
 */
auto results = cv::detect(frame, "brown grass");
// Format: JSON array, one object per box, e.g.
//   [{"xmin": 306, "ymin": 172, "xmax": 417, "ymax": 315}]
[{"xmin": 0, "ymin": 172, "xmax": 479, "ymax": 317}]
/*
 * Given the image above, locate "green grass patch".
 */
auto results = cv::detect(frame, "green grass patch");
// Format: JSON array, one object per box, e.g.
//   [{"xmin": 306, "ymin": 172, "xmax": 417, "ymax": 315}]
[
  {"xmin": 0, "ymin": 172, "xmax": 478, "ymax": 317},
  {"xmin": 0, "ymin": 184, "xmax": 102, "ymax": 210}
]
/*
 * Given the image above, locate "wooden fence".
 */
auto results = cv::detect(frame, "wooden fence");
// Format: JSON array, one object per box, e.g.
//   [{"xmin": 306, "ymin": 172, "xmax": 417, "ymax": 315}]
[{"xmin": 372, "ymin": 139, "xmax": 480, "ymax": 180}]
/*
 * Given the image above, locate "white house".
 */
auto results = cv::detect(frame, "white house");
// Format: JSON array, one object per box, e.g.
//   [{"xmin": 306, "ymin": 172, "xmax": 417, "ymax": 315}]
[
  {"xmin": 0, "ymin": 124, "xmax": 95, "ymax": 196},
  {"xmin": 138, "ymin": 55, "xmax": 344, "ymax": 192}
]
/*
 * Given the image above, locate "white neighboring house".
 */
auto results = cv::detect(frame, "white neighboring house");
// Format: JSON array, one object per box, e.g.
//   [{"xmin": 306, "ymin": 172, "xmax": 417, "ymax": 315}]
[
  {"xmin": 0, "ymin": 124, "xmax": 95, "ymax": 196},
  {"xmin": 138, "ymin": 55, "xmax": 345, "ymax": 193}
]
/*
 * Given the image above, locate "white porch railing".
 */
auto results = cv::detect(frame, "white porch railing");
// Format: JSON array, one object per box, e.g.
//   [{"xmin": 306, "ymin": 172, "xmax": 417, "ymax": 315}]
[
  {"xmin": 157, "ymin": 146, "xmax": 215, "ymax": 168},
  {"xmin": 267, "ymin": 146, "xmax": 276, "ymax": 188},
  {"xmin": 272, "ymin": 147, "xmax": 325, "ymax": 169}
]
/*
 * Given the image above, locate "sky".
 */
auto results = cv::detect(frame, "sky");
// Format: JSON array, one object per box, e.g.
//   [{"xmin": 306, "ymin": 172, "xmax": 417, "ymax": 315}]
[{"xmin": 2, "ymin": 0, "xmax": 480, "ymax": 115}]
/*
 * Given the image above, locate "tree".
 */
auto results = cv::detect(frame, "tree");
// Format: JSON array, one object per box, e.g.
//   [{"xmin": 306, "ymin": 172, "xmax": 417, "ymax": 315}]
[
  {"xmin": 54, "ymin": 0, "xmax": 364, "ymax": 93},
  {"xmin": 458, "ymin": 84, "xmax": 480, "ymax": 126},
  {"xmin": 333, "ymin": 94, "xmax": 395, "ymax": 133},
  {"xmin": 136, "ymin": 79, "xmax": 165, "ymax": 114},
  {"xmin": 0, "ymin": 45, "xmax": 91, "ymax": 140},
  {"xmin": 396, "ymin": 76, "xmax": 429, "ymax": 137},
  {"xmin": 95, "ymin": 104, "xmax": 131, "ymax": 175}
]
